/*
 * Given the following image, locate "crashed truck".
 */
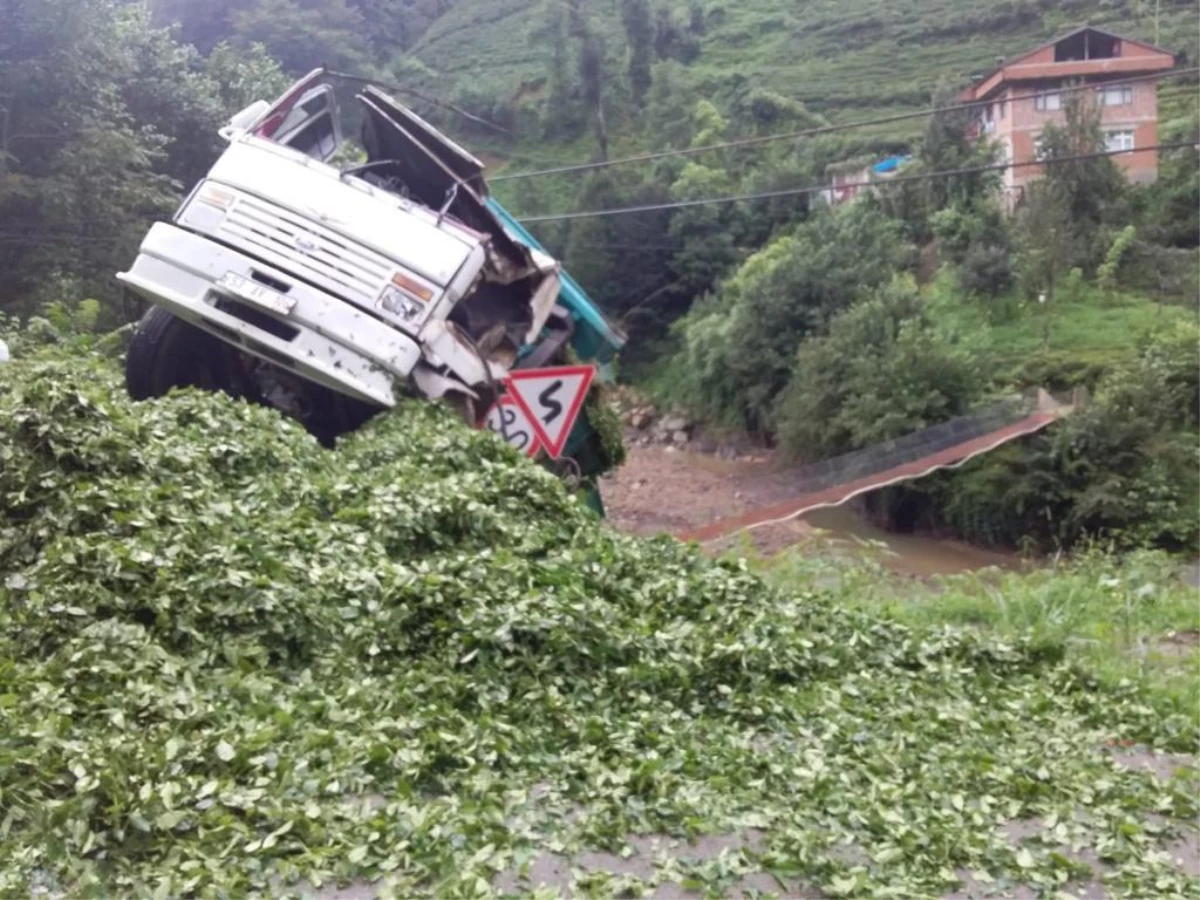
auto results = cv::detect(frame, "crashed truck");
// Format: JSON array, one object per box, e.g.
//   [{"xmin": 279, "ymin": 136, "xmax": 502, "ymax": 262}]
[{"xmin": 117, "ymin": 69, "xmax": 625, "ymax": 512}]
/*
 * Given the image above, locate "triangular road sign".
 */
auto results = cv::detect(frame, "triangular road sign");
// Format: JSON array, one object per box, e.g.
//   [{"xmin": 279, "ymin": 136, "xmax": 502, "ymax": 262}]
[
  {"xmin": 480, "ymin": 394, "xmax": 542, "ymax": 458},
  {"xmin": 505, "ymin": 364, "xmax": 596, "ymax": 459}
]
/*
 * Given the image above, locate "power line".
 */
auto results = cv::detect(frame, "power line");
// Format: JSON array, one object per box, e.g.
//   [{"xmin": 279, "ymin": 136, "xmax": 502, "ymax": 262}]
[
  {"xmin": 326, "ymin": 70, "xmax": 514, "ymax": 135},
  {"xmin": 491, "ymin": 67, "xmax": 1200, "ymax": 182},
  {"xmin": 515, "ymin": 142, "xmax": 1198, "ymax": 223}
]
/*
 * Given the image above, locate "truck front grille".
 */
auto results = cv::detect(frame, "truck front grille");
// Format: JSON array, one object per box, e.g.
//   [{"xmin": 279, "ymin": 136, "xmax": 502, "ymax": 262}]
[{"xmin": 219, "ymin": 197, "xmax": 392, "ymax": 307}]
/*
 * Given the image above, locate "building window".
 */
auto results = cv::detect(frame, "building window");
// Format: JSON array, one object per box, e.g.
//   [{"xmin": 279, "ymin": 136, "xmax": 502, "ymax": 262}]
[
  {"xmin": 1034, "ymin": 135, "xmax": 1050, "ymax": 161},
  {"xmin": 1034, "ymin": 90, "xmax": 1062, "ymax": 112},
  {"xmin": 1104, "ymin": 130, "xmax": 1135, "ymax": 152},
  {"xmin": 1097, "ymin": 83, "xmax": 1134, "ymax": 106}
]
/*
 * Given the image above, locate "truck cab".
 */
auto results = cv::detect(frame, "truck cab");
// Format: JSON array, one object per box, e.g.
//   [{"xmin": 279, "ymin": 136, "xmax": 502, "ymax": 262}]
[{"xmin": 118, "ymin": 70, "xmax": 624, "ymax": 487}]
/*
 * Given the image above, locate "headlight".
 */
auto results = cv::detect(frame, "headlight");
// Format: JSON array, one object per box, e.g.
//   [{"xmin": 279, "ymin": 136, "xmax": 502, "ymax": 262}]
[
  {"xmin": 378, "ymin": 284, "xmax": 425, "ymax": 324},
  {"xmin": 377, "ymin": 271, "xmax": 434, "ymax": 327},
  {"xmin": 177, "ymin": 182, "xmax": 238, "ymax": 233}
]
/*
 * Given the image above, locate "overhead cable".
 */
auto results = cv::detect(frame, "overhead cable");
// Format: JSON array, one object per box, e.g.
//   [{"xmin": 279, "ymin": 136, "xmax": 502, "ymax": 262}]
[
  {"xmin": 492, "ymin": 67, "xmax": 1200, "ymax": 182},
  {"xmin": 515, "ymin": 141, "xmax": 1199, "ymax": 223}
]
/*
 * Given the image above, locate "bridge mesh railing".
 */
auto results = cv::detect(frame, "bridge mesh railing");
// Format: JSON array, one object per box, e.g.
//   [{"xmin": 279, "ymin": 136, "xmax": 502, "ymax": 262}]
[{"xmin": 785, "ymin": 389, "xmax": 1062, "ymax": 495}]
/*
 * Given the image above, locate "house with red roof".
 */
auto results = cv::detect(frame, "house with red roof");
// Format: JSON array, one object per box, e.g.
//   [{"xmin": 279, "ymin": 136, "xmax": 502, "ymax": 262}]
[{"xmin": 959, "ymin": 26, "xmax": 1177, "ymax": 197}]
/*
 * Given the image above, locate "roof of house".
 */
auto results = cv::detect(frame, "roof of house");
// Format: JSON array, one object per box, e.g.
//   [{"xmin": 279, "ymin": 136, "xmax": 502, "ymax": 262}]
[
  {"xmin": 961, "ymin": 25, "xmax": 1177, "ymax": 101},
  {"xmin": 1003, "ymin": 24, "xmax": 1173, "ymax": 67}
]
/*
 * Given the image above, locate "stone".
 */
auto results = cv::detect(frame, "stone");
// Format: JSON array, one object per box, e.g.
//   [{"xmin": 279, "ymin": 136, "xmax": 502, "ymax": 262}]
[
  {"xmin": 660, "ymin": 415, "xmax": 690, "ymax": 433},
  {"xmin": 672, "ymin": 430, "xmax": 690, "ymax": 444}
]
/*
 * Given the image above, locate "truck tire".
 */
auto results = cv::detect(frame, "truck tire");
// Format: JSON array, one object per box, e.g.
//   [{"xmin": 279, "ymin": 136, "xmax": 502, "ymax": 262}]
[
  {"xmin": 124, "ymin": 305, "xmax": 379, "ymax": 447},
  {"xmin": 125, "ymin": 305, "xmax": 240, "ymax": 401}
]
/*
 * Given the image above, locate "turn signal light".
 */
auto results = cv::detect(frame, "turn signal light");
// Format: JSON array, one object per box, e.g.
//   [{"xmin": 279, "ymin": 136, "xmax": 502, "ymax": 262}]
[{"xmin": 391, "ymin": 271, "xmax": 433, "ymax": 303}]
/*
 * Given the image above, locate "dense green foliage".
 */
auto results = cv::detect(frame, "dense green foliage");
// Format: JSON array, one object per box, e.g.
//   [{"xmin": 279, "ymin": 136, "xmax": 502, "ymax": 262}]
[
  {"xmin": 657, "ymin": 203, "xmax": 913, "ymax": 431},
  {"xmin": 0, "ymin": 0, "xmax": 288, "ymax": 324},
  {"xmin": 932, "ymin": 318, "xmax": 1200, "ymax": 551},
  {"xmin": 2, "ymin": 348, "xmax": 1199, "ymax": 898},
  {"xmin": 774, "ymin": 278, "xmax": 987, "ymax": 461},
  {"xmin": 1, "ymin": 0, "xmax": 1197, "ymax": 558}
]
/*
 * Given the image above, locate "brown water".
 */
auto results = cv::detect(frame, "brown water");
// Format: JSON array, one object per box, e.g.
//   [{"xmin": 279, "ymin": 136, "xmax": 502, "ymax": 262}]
[
  {"xmin": 801, "ymin": 505, "xmax": 1024, "ymax": 578},
  {"xmin": 609, "ymin": 445, "xmax": 1030, "ymax": 579}
]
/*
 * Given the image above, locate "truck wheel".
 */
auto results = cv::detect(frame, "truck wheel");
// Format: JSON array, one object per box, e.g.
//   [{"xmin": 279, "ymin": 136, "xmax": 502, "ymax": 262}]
[
  {"xmin": 125, "ymin": 305, "xmax": 379, "ymax": 447},
  {"xmin": 125, "ymin": 306, "xmax": 241, "ymax": 401}
]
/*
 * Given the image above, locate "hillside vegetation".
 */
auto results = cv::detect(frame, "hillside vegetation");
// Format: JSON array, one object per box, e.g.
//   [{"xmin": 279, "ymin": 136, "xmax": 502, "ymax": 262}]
[
  {"xmin": 411, "ymin": 0, "xmax": 1198, "ymax": 146},
  {"xmin": 2, "ymin": 0, "xmax": 1197, "ymax": 556}
]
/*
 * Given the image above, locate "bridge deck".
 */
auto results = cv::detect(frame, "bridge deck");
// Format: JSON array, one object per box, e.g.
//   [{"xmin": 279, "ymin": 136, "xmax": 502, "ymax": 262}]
[{"xmin": 678, "ymin": 410, "xmax": 1062, "ymax": 544}]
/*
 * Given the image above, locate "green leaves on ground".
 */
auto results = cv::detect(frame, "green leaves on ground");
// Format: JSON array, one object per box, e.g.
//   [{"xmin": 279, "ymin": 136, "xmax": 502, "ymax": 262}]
[{"xmin": 0, "ymin": 353, "xmax": 1197, "ymax": 898}]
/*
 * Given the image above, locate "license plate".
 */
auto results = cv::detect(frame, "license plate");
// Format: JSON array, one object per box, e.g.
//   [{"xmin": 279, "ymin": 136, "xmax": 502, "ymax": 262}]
[{"xmin": 217, "ymin": 272, "xmax": 295, "ymax": 315}]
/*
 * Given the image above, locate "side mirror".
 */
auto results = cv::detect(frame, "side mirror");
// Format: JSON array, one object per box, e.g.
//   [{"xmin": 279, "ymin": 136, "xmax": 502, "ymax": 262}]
[{"xmin": 220, "ymin": 100, "xmax": 271, "ymax": 140}]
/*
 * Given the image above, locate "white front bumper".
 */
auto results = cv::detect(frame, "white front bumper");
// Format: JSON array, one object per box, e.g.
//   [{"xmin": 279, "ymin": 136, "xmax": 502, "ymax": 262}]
[{"xmin": 117, "ymin": 224, "xmax": 422, "ymax": 407}]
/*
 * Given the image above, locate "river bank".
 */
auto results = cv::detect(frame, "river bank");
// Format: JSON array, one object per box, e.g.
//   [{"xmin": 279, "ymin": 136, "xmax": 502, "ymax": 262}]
[{"xmin": 603, "ymin": 442, "xmax": 1028, "ymax": 577}]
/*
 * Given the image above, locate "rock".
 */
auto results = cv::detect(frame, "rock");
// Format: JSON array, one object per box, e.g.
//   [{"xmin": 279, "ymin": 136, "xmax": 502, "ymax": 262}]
[
  {"xmin": 630, "ymin": 412, "xmax": 650, "ymax": 430},
  {"xmin": 672, "ymin": 430, "xmax": 690, "ymax": 444},
  {"xmin": 660, "ymin": 415, "xmax": 690, "ymax": 433}
]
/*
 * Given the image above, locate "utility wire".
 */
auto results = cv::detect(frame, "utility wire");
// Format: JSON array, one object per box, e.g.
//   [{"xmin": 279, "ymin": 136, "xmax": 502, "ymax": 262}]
[
  {"xmin": 326, "ymin": 70, "xmax": 514, "ymax": 135},
  {"xmin": 492, "ymin": 67, "xmax": 1200, "ymax": 182},
  {"xmin": 516, "ymin": 142, "xmax": 1198, "ymax": 223}
]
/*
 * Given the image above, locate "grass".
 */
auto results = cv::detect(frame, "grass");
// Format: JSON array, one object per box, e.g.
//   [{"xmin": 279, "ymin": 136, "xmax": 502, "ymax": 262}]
[
  {"xmin": 762, "ymin": 540, "xmax": 1200, "ymax": 728},
  {"xmin": 928, "ymin": 274, "xmax": 1196, "ymax": 389}
]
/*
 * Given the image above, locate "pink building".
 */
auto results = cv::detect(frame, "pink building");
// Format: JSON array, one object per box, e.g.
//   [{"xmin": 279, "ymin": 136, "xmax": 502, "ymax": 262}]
[{"xmin": 959, "ymin": 26, "xmax": 1176, "ymax": 198}]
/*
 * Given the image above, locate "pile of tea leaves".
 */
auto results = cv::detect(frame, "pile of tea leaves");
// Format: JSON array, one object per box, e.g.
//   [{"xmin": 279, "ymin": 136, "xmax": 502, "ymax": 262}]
[{"xmin": 1, "ymin": 352, "xmax": 1197, "ymax": 900}]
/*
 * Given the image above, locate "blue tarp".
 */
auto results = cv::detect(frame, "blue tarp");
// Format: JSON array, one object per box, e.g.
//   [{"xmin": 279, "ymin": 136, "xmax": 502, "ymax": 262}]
[{"xmin": 872, "ymin": 155, "xmax": 910, "ymax": 174}]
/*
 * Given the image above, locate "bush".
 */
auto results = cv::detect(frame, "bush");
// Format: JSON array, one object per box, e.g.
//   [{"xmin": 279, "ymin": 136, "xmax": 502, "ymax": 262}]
[
  {"xmin": 665, "ymin": 203, "xmax": 914, "ymax": 433},
  {"xmin": 774, "ymin": 277, "xmax": 987, "ymax": 461},
  {"xmin": 937, "ymin": 318, "xmax": 1200, "ymax": 552},
  {"xmin": 930, "ymin": 204, "xmax": 1014, "ymax": 298}
]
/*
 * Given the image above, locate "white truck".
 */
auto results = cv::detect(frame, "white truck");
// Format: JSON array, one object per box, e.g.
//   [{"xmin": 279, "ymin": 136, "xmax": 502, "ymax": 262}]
[{"xmin": 118, "ymin": 70, "xmax": 620, "ymax": 459}]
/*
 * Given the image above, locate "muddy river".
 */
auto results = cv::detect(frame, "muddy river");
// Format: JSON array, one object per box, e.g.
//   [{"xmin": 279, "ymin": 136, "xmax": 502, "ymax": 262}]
[{"xmin": 606, "ymin": 443, "xmax": 1027, "ymax": 577}]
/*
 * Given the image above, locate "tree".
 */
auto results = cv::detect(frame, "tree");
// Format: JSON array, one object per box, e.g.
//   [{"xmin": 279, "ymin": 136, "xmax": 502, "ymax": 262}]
[
  {"xmin": 1, "ymin": 0, "xmax": 178, "ymax": 319},
  {"xmin": 930, "ymin": 203, "xmax": 1014, "ymax": 298},
  {"xmin": 774, "ymin": 277, "xmax": 987, "ymax": 460},
  {"xmin": 620, "ymin": 0, "xmax": 653, "ymax": 106},
  {"xmin": 1034, "ymin": 91, "xmax": 1128, "ymax": 271},
  {"xmin": 230, "ymin": 0, "xmax": 370, "ymax": 73},
  {"xmin": 668, "ymin": 202, "xmax": 915, "ymax": 433},
  {"xmin": 571, "ymin": 6, "xmax": 609, "ymax": 159},
  {"xmin": 648, "ymin": 7, "xmax": 700, "ymax": 64},
  {"xmin": 920, "ymin": 82, "xmax": 1000, "ymax": 213},
  {"xmin": 653, "ymin": 5, "xmax": 679, "ymax": 59},
  {"xmin": 534, "ymin": 0, "xmax": 580, "ymax": 139},
  {"xmin": 348, "ymin": 0, "xmax": 455, "ymax": 57},
  {"xmin": 562, "ymin": 174, "xmax": 674, "ymax": 348},
  {"xmin": 150, "ymin": 0, "xmax": 245, "ymax": 53},
  {"xmin": 1016, "ymin": 178, "xmax": 1072, "ymax": 348},
  {"xmin": 0, "ymin": 0, "xmax": 288, "ymax": 323}
]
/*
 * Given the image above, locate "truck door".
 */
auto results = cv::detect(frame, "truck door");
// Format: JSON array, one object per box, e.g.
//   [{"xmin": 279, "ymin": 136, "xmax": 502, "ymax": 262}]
[{"xmin": 252, "ymin": 70, "xmax": 343, "ymax": 164}]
